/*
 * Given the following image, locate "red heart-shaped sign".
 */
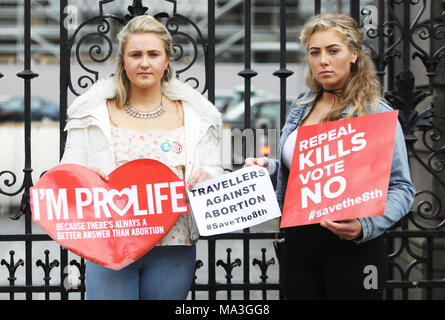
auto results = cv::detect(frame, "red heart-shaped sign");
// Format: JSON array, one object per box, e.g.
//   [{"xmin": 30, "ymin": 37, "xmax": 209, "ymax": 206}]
[{"xmin": 31, "ymin": 159, "xmax": 188, "ymax": 270}]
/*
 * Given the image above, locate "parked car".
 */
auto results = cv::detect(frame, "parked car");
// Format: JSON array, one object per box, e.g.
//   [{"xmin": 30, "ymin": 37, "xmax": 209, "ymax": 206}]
[
  {"xmin": 212, "ymin": 89, "xmax": 238, "ymax": 114},
  {"xmin": 0, "ymin": 95, "xmax": 11, "ymax": 105},
  {"xmin": 0, "ymin": 97, "xmax": 60, "ymax": 122},
  {"xmin": 222, "ymin": 97, "xmax": 293, "ymax": 130},
  {"xmin": 210, "ymin": 87, "xmax": 271, "ymax": 114},
  {"xmin": 222, "ymin": 97, "xmax": 293, "ymax": 167}
]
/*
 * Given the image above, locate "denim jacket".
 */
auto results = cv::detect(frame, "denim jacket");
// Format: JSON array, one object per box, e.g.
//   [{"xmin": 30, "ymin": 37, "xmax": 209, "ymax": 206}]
[{"xmin": 269, "ymin": 91, "xmax": 415, "ymax": 243}]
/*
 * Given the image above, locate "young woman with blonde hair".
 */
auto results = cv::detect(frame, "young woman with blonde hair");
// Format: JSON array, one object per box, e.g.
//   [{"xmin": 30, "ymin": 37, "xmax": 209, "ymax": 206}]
[
  {"xmin": 245, "ymin": 13, "xmax": 415, "ymax": 299},
  {"xmin": 61, "ymin": 15, "xmax": 223, "ymax": 300}
]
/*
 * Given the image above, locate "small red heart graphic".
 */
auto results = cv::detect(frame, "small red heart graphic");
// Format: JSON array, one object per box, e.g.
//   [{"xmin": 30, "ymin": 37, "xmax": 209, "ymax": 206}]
[
  {"xmin": 31, "ymin": 159, "xmax": 188, "ymax": 270},
  {"xmin": 108, "ymin": 189, "xmax": 133, "ymax": 216},
  {"xmin": 114, "ymin": 196, "xmax": 128, "ymax": 210}
]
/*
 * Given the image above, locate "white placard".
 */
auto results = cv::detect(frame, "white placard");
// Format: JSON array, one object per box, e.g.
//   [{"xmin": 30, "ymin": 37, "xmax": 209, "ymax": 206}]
[{"xmin": 187, "ymin": 166, "xmax": 281, "ymax": 236}]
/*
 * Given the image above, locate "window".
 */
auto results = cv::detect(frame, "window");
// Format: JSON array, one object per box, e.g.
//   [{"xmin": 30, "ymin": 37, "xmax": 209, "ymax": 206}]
[{"xmin": 3, "ymin": 98, "xmax": 22, "ymax": 111}]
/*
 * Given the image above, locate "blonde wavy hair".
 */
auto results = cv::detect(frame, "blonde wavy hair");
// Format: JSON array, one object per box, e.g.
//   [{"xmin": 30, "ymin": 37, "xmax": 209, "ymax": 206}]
[
  {"xmin": 299, "ymin": 13, "xmax": 383, "ymax": 122},
  {"xmin": 114, "ymin": 15, "xmax": 174, "ymax": 108}
]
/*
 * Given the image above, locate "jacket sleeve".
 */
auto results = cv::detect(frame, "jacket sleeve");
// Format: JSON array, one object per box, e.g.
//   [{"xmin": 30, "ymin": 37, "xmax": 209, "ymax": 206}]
[
  {"xmin": 267, "ymin": 159, "xmax": 279, "ymax": 175},
  {"xmin": 199, "ymin": 120, "xmax": 224, "ymax": 178},
  {"xmin": 60, "ymin": 127, "xmax": 89, "ymax": 167},
  {"xmin": 356, "ymin": 120, "xmax": 416, "ymax": 243}
]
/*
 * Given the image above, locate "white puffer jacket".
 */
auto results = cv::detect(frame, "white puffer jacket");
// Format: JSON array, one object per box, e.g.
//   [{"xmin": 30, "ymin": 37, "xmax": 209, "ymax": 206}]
[
  {"xmin": 60, "ymin": 76, "xmax": 224, "ymax": 243},
  {"xmin": 60, "ymin": 76, "xmax": 224, "ymax": 183}
]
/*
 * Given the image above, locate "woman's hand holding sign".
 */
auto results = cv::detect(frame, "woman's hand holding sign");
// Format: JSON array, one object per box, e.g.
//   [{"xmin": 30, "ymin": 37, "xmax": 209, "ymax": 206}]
[
  {"xmin": 244, "ymin": 157, "xmax": 269, "ymax": 169},
  {"xmin": 188, "ymin": 168, "xmax": 214, "ymax": 190},
  {"xmin": 320, "ymin": 219, "xmax": 363, "ymax": 240}
]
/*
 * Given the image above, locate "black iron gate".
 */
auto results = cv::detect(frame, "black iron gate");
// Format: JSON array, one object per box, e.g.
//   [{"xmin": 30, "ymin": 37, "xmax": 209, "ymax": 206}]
[{"xmin": 1, "ymin": 0, "xmax": 445, "ymax": 300}]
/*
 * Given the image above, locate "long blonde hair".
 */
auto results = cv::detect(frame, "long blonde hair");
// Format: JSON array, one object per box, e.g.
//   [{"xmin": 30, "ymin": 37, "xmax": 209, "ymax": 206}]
[
  {"xmin": 299, "ymin": 13, "xmax": 382, "ymax": 121},
  {"xmin": 114, "ymin": 15, "xmax": 174, "ymax": 108}
]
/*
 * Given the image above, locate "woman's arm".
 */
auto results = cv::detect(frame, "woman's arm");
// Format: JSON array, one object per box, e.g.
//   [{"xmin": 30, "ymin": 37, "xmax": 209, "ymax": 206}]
[
  {"xmin": 355, "ymin": 120, "xmax": 416, "ymax": 243},
  {"xmin": 188, "ymin": 122, "xmax": 224, "ymax": 189},
  {"xmin": 60, "ymin": 127, "xmax": 88, "ymax": 166},
  {"xmin": 60, "ymin": 127, "xmax": 110, "ymax": 181}
]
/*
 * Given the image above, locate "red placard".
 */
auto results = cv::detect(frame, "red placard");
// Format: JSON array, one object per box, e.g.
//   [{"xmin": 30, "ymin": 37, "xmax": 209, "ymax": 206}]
[
  {"xmin": 31, "ymin": 159, "xmax": 187, "ymax": 270},
  {"xmin": 281, "ymin": 110, "xmax": 398, "ymax": 228}
]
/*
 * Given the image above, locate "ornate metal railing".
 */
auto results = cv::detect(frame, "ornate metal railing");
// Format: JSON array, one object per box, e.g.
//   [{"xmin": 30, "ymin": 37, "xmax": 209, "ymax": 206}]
[
  {"xmin": 367, "ymin": 0, "xmax": 445, "ymax": 300},
  {"xmin": 1, "ymin": 0, "xmax": 445, "ymax": 300}
]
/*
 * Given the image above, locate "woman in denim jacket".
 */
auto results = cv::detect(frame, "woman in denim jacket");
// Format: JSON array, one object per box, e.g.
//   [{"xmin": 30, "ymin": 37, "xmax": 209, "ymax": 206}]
[{"xmin": 245, "ymin": 13, "xmax": 415, "ymax": 299}]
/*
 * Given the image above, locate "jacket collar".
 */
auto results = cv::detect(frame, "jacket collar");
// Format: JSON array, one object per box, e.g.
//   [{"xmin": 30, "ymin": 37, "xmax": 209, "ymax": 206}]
[
  {"xmin": 67, "ymin": 76, "xmax": 221, "ymax": 126},
  {"xmin": 291, "ymin": 89, "xmax": 353, "ymax": 120}
]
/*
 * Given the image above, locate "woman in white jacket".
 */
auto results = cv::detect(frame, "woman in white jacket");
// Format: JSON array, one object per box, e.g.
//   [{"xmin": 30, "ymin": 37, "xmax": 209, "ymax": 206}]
[{"xmin": 60, "ymin": 15, "xmax": 223, "ymax": 300}]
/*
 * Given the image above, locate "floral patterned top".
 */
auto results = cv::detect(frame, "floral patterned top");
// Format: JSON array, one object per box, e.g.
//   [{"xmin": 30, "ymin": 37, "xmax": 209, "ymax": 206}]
[{"xmin": 110, "ymin": 124, "xmax": 194, "ymax": 246}]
